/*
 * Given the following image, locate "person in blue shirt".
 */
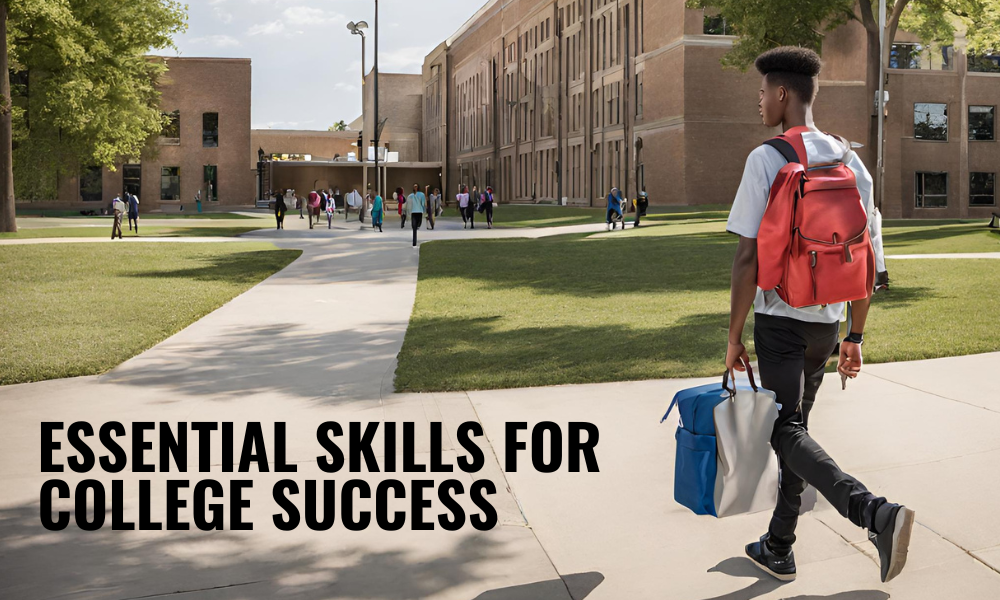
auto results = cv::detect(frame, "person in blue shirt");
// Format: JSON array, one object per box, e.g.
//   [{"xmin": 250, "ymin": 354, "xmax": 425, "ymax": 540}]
[
  {"xmin": 371, "ymin": 191, "xmax": 384, "ymax": 233},
  {"xmin": 127, "ymin": 192, "xmax": 140, "ymax": 234},
  {"xmin": 605, "ymin": 187, "xmax": 624, "ymax": 230}
]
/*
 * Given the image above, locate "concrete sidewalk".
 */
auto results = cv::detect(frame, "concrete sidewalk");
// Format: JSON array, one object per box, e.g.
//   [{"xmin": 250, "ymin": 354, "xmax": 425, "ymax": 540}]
[{"xmin": 1, "ymin": 217, "xmax": 999, "ymax": 599}]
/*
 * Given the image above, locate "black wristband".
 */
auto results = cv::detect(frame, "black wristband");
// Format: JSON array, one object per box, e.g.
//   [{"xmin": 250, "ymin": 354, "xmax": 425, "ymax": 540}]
[{"xmin": 845, "ymin": 332, "xmax": 864, "ymax": 345}]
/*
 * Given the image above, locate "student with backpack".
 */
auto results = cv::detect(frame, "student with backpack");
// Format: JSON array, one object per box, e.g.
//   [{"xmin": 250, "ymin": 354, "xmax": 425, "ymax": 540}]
[
  {"xmin": 725, "ymin": 46, "xmax": 909, "ymax": 585},
  {"xmin": 127, "ymin": 192, "xmax": 140, "ymax": 234},
  {"xmin": 605, "ymin": 187, "xmax": 623, "ymax": 230}
]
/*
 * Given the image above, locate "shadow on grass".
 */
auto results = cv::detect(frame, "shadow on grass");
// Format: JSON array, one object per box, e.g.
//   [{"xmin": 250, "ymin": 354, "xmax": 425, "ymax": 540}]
[
  {"xmin": 419, "ymin": 231, "xmax": 737, "ymax": 299},
  {"xmin": 127, "ymin": 250, "xmax": 302, "ymax": 284},
  {"xmin": 881, "ymin": 223, "xmax": 988, "ymax": 248},
  {"xmin": 0, "ymin": 502, "xmax": 583, "ymax": 600},
  {"xmin": 396, "ymin": 312, "xmax": 736, "ymax": 392}
]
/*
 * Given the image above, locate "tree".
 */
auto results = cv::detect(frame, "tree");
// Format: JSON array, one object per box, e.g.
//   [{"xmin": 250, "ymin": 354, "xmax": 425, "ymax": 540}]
[
  {"xmin": 1, "ymin": 0, "xmax": 187, "ymax": 232},
  {"xmin": 329, "ymin": 120, "xmax": 349, "ymax": 131},
  {"xmin": 688, "ymin": 0, "xmax": 1000, "ymax": 198}
]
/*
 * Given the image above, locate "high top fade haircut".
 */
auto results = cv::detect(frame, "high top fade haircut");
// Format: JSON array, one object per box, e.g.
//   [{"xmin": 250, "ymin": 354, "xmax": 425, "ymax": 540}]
[{"xmin": 755, "ymin": 46, "xmax": 823, "ymax": 104}]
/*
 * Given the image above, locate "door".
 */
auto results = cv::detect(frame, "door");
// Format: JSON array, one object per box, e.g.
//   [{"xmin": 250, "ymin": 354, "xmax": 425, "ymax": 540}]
[
  {"xmin": 203, "ymin": 165, "xmax": 218, "ymax": 201},
  {"xmin": 123, "ymin": 164, "xmax": 141, "ymax": 200}
]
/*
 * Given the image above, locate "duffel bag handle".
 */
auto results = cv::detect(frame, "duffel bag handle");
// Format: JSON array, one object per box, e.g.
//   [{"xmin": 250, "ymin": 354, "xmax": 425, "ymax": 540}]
[{"xmin": 723, "ymin": 357, "xmax": 759, "ymax": 395}]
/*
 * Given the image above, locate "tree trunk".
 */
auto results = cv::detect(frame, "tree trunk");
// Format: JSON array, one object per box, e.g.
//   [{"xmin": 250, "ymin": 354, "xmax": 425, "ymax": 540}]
[{"xmin": 0, "ymin": 1, "xmax": 17, "ymax": 233}]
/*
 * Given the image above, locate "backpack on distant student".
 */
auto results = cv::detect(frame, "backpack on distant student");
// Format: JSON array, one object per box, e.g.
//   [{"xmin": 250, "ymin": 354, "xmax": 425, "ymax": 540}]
[{"xmin": 756, "ymin": 126, "xmax": 876, "ymax": 309}]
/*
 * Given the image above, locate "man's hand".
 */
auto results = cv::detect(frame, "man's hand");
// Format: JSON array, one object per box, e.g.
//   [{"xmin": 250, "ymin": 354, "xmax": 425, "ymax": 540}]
[
  {"xmin": 838, "ymin": 341, "xmax": 863, "ymax": 380},
  {"xmin": 726, "ymin": 341, "xmax": 751, "ymax": 373}
]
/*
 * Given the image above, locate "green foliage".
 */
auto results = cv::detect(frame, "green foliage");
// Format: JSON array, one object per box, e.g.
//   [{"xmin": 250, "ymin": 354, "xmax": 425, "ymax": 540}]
[
  {"xmin": 329, "ymin": 119, "xmax": 349, "ymax": 131},
  {"xmin": 6, "ymin": 0, "xmax": 187, "ymax": 197},
  {"xmin": 687, "ymin": 0, "xmax": 1000, "ymax": 70},
  {"xmin": 685, "ymin": 0, "xmax": 856, "ymax": 71}
]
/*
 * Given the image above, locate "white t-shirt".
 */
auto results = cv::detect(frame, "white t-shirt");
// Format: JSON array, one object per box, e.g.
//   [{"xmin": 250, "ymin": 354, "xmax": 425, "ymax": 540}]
[{"xmin": 726, "ymin": 129, "xmax": 886, "ymax": 324}]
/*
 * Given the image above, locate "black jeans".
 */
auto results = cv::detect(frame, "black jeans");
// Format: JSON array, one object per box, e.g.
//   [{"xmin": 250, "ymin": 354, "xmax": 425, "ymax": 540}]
[
  {"xmin": 411, "ymin": 213, "xmax": 423, "ymax": 246},
  {"xmin": 754, "ymin": 313, "xmax": 884, "ymax": 552},
  {"xmin": 485, "ymin": 203, "xmax": 493, "ymax": 226}
]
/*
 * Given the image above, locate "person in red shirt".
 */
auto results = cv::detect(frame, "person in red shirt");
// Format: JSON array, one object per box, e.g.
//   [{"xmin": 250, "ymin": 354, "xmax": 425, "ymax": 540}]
[{"xmin": 308, "ymin": 191, "xmax": 321, "ymax": 229}]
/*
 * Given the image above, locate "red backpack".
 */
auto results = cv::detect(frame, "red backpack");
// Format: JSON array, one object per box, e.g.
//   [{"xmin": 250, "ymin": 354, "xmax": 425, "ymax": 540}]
[{"xmin": 757, "ymin": 127, "xmax": 876, "ymax": 309}]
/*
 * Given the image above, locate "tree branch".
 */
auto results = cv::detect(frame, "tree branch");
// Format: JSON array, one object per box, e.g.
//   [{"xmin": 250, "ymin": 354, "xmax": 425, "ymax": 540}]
[
  {"xmin": 888, "ymin": 0, "xmax": 910, "ymax": 47},
  {"xmin": 859, "ymin": 0, "xmax": 878, "ymax": 33}
]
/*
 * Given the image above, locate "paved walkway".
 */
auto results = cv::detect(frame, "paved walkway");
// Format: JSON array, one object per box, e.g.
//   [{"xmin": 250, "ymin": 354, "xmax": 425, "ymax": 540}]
[{"xmin": 1, "ymin": 216, "xmax": 999, "ymax": 599}]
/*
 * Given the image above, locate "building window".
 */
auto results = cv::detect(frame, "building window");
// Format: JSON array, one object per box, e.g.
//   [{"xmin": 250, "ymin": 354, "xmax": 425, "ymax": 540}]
[
  {"xmin": 203, "ymin": 112, "xmax": 219, "ymax": 147},
  {"xmin": 914, "ymin": 103, "xmax": 947, "ymax": 141},
  {"xmin": 80, "ymin": 166, "xmax": 103, "ymax": 202},
  {"xmin": 969, "ymin": 53, "xmax": 1000, "ymax": 73},
  {"xmin": 890, "ymin": 43, "xmax": 922, "ymax": 69},
  {"xmin": 915, "ymin": 172, "xmax": 948, "ymax": 208},
  {"xmin": 636, "ymin": 72, "xmax": 644, "ymax": 117},
  {"xmin": 969, "ymin": 106, "xmax": 995, "ymax": 141},
  {"xmin": 970, "ymin": 173, "xmax": 996, "ymax": 207},
  {"xmin": 204, "ymin": 165, "xmax": 218, "ymax": 202},
  {"xmin": 161, "ymin": 110, "xmax": 180, "ymax": 143},
  {"xmin": 161, "ymin": 167, "xmax": 181, "ymax": 201}
]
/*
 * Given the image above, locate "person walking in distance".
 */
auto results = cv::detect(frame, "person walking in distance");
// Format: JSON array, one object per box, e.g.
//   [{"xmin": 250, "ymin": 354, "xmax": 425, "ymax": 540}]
[
  {"xmin": 726, "ymin": 46, "xmax": 909, "ymax": 584},
  {"xmin": 426, "ymin": 186, "xmax": 441, "ymax": 230},
  {"xmin": 127, "ymin": 192, "xmax": 140, "ymax": 234},
  {"xmin": 325, "ymin": 192, "xmax": 336, "ymax": 229},
  {"xmin": 406, "ymin": 183, "xmax": 427, "ymax": 247},
  {"xmin": 457, "ymin": 185, "xmax": 471, "ymax": 228},
  {"xmin": 634, "ymin": 189, "xmax": 649, "ymax": 228},
  {"xmin": 371, "ymin": 190, "xmax": 384, "ymax": 232},
  {"xmin": 111, "ymin": 194, "xmax": 126, "ymax": 240},
  {"xmin": 605, "ymin": 187, "xmax": 623, "ymax": 230},
  {"xmin": 396, "ymin": 187, "xmax": 407, "ymax": 229},
  {"xmin": 480, "ymin": 186, "xmax": 496, "ymax": 229},
  {"xmin": 274, "ymin": 191, "xmax": 286, "ymax": 230},
  {"xmin": 468, "ymin": 185, "xmax": 479, "ymax": 229}
]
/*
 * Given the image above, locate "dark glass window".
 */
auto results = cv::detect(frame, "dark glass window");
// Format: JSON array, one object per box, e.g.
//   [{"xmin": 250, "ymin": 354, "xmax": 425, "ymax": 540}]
[
  {"xmin": 890, "ymin": 43, "xmax": 922, "ymax": 69},
  {"xmin": 80, "ymin": 166, "xmax": 103, "ymax": 202},
  {"xmin": 914, "ymin": 103, "xmax": 948, "ymax": 141},
  {"xmin": 203, "ymin": 113, "xmax": 219, "ymax": 147},
  {"xmin": 970, "ymin": 173, "xmax": 996, "ymax": 207},
  {"xmin": 915, "ymin": 172, "xmax": 948, "ymax": 208},
  {"xmin": 203, "ymin": 165, "xmax": 218, "ymax": 202},
  {"xmin": 161, "ymin": 110, "xmax": 180, "ymax": 142},
  {"xmin": 969, "ymin": 53, "xmax": 1000, "ymax": 73},
  {"xmin": 161, "ymin": 167, "xmax": 181, "ymax": 201},
  {"xmin": 969, "ymin": 106, "xmax": 995, "ymax": 141}
]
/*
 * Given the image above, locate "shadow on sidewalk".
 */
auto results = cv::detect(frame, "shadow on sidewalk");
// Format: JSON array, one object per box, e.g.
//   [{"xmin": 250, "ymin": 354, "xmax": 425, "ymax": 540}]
[
  {"xmin": 471, "ymin": 571, "xmax": 604, "ymax": 599},
  {"xmin": 701, "ymin": 557, "xmax": 888, "ymax": 600},
  {"xmin": 0, "ymin": 503, "xmax": 540, "ymax": 600}
]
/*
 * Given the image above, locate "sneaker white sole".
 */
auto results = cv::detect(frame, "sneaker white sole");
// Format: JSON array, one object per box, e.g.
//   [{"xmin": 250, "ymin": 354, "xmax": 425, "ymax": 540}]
[
  {"xmin": 748, "ymin": 556, "xmax": 796, "ymax": 582},
  {"xmin": 884, "ymin": 507, "xmax": 915, "ymax": 583}
]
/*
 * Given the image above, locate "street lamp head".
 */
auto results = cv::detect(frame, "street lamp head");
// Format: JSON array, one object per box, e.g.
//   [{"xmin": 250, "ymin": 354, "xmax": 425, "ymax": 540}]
[
  {"xmin": 346, "ymin": 21, "xmax": 356, "ymax": 31},
  {"xmin": 355, "ymin": 21, "xmax": 368, "ymax": 30}
]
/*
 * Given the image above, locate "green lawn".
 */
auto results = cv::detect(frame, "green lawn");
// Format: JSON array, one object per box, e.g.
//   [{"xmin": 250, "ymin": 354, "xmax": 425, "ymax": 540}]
[
  {"xmin": 0, "ymin": 225, "xmax": 266, "ymax": 239},
  {"xmin": 16, "ymin": 210, "xmax": 262, "ymax": 219},
  {"xmin": 881, "ymin": 220, "xmax": 1000, "ymax": 254},
  {"xmin": 395, "ymin": 221, "xmax": 1000, "ymax": 392},
  {"xmin": 0, "ymin": 243, "xmax": 301, "ymax": 385},
  {"xmin": 439, "ymin": 204, "xmax": 731, "ymax": 229}
]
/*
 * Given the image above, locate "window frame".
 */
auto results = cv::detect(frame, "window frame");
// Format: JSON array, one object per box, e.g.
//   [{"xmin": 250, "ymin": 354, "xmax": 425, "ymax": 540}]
[
  {"xmin": 969, "ymin": 105, "xmax": 995, "ymax": 142},
  {"xmin": 970, "ymin": 172, "xmax": 996, "ymax": 207},
  {"xmin": 202, "ymin": 112, "xmax": 219, "ymax": 148},
  {"xmin": 915, "ymin": 171, "xmax": 948, "ymax": 208},
  {"xmin": 160, "ymin": 166, "xmax": 181, "ymax": 201},
  {"xmin": 913, "ymin": 102, "xmax": 948, "ymax": 142},
  {"xmin": 160, "ymin": 110, "xmax": 180, "ymax": 145}
]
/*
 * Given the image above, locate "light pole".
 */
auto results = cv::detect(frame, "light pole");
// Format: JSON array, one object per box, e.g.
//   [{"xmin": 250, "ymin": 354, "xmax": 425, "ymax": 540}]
[
  {"xmin": 347, "ymin": 20, "xmax": 368, "ymax": 220},
  {"xmin": 877, "ymin": 0, "xmax": 886, "ymax": 213}
]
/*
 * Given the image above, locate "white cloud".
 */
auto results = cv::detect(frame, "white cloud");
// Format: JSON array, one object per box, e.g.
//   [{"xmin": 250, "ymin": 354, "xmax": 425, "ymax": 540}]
[
  {"xmin": 344, "ymin": 60, "xmax": 362, "ymax": 74},
  {"xmin": 212, "ymin": 7, "xmax": 233, "ymax": 24},
  {"xmin": 282, "ymin": 6, "xmax": 345, "ymax": 26},
  {"xmin": 189, "ymin": 35, "xmax": 241, "ymax": 48},
  {"xmin": 247, "ymin": 21, "xmax": 285, "ymax": 36},
  {"xmin": 251, "ymin": 120, "xmax": 316, "ymax": 129},
  {"xmin": 380, "ymin": 46, "xmax": 435, "ymax": 72},
  {"xmin": 334, "ymin": 82, "xmax": 358, "ymax": 93}
]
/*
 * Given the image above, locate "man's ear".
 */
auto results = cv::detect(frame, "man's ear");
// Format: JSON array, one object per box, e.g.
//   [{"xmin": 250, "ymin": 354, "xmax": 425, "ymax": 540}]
[{"xmin": 778, "ymin": 86, "xmax": 788, "ymax": 103}]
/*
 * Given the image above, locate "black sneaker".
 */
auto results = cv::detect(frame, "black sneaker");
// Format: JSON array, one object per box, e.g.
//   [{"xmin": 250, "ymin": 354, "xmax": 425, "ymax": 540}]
[
  {"xmin": 870, "ymin": 503, "xmax": 915, "ymax": 583},
  {"xmin": 745, "ymin": 534, "xmax": 796, "ymax": 582}
]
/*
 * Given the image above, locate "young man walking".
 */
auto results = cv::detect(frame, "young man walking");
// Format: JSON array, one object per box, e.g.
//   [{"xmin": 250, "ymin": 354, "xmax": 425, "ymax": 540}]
[
  {"xmin": 111, "ymin": 194, "xmax": 126, "ymax": 240},
  {"xmin": 406, "ymin": 183, "xmax": 426, "ymax": 247},
  {"xmin": 726, "ymin": 46, "xmax": 911, "ymax": 584},
  {"xmin": 127, "ymin": 192, "xmax": 139, "ymax": 234}
]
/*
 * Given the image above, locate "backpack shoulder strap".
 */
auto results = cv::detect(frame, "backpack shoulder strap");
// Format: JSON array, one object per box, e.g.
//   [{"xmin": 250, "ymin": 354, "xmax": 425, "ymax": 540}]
[{"xmin": 763, "ymin": 138, "xmax": 800, "ymax": 165}]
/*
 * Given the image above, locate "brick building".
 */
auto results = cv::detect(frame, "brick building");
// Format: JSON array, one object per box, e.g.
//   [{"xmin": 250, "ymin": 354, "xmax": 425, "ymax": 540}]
[
  {"xmin": 420, "ymin": 0, "xmax": 999, "ymax": 219},
  {"xmin": 49, "ymin": 57, "xmax": 254, "ymax": 211}
]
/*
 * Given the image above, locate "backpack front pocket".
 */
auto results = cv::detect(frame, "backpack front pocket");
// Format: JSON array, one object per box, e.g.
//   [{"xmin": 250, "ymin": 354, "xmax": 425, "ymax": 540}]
[{"xmin": 674, "ymin": 428, "xmax": 719, "ymax": 516}]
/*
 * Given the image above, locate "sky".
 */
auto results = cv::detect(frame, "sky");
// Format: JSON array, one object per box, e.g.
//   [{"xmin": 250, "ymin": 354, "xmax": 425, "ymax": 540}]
[{"xmin": 164, "ymin": 0, "xmax": 481, "ymax": 130}]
